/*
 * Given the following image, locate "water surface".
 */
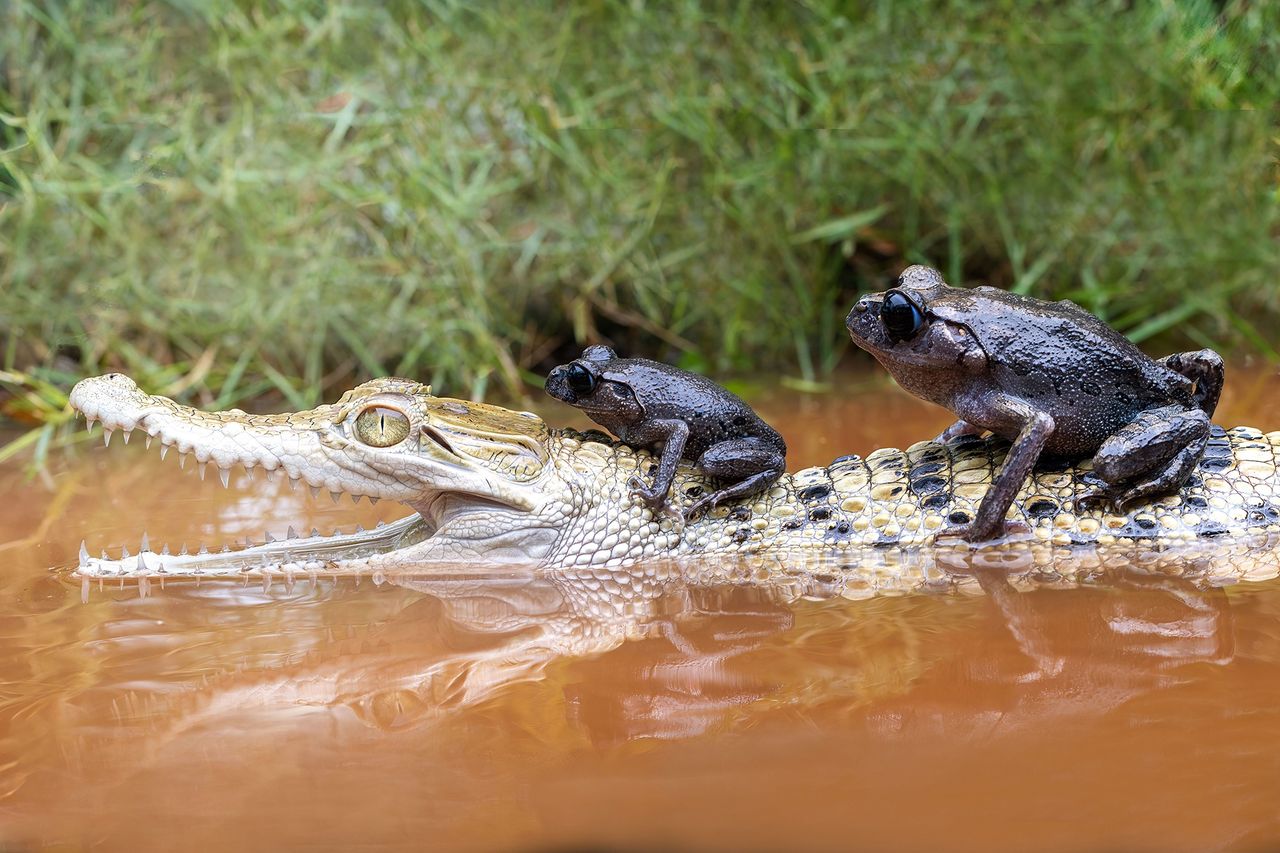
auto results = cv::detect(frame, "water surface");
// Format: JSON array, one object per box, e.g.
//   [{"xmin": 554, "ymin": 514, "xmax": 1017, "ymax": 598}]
[{"xmin": 3, "ymin": 369, "xmax": 1280, "ymax": 852}]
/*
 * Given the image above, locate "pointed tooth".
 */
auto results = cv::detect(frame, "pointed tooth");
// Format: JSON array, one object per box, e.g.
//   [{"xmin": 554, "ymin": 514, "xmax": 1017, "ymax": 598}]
[
  {"xmin": 376, "ymin": 520, "xmax": 386, "ymax": 528},
  {"xmin": 330, "ymin": 491, "xmax": 341, "ymax": 504},
  {"xmin": 121, "ymin": 545, "xmax": 131, "ymax": 559},
  {"xmin": 350, "ymin": 494, "xmax": 362, "ymax": 505},
  {"xmin": 287, "ymin": 526, "xmax": 298, "ymax": 540},
  {"xmin": 199, "ymin": 462, "xmax": 207, "ymax": 481},
  {"xmin": 86, "ymin": 414, "xmax": 97, "ymax": 427},
  {"xmin": 103, "ymin": 428, "xmax": 114, "ymax": 447},
  {"xmin": 145, "ymin": 435, "xmax": 153, "ymax": 450},
  {"xmin": 265, "ymin": 531, "xmax": 276, "ymax": 543},
  {"xmin": 198, "ymin": 544, "xmax": 209, "ymax": 555},
  {"xmin": 79, "ymin": 540, "xmax": 89, "ymax": 567},
  {"xmin": 265, "ymin": 468, "xmax": 277, "ymax": 482},
  {"xmin": 309, "ymin": 485, "xmax": 321, "ymax": 500},
  {"xmin": 122, "ymin": 429, "xmax": 132, "ymax": 445},
  {"xmin": 311, "ymin": 528, "xmax": 320, "ymax": 538},
  {"xmin": 179, "ymin": 452, "xmax": 188, "ymax": 470},
  {"xmin": 179, "ymin": 544, "xmax": 189, "ymax": 556},
  {"xmin": 159, "ymin": 444, "xmax": 169, "ymax": 461},
  {"xmin": 289, "ymin": 477, "xmax": 299, "ymax": 492},
  {"xmin": 101, "ymin": 549, "xmax": 109, "ymax": 561},
  {"xmin": 220, "ymin": 545, "xmax": 230, "ymax": 553},
  {"xmin": 161, "ymin": 544, "xmax": 171, "ymax": 556},
  {"xmin": 136, "ymin": 551, "xmax": 148, "ymax": 570},
  {"xmin": 219, "ymin": 467, "xmax": 230, "ymax": 489},
  {"xmin": 140, "ymin": 532, "xmax": 150, "ymax": 553},
  {"xmin": 356, "ymin": 523, "xmax": 365, "ymax": 532},
  {"xmin": 368, "ymin": 497, "xmax": 380, "ymax": 505}
]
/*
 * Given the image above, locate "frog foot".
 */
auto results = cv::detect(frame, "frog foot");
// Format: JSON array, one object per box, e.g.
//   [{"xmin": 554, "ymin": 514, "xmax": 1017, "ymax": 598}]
[
  {"xmin": 627, "ymin": 474, "xmax": 676, "ymax": 515},
  {"xmin": 934, "ymin": 519, "xmax": 1033, "ymax": 545},
  {"xmin": 1072, "ymin": 489, "xmax": 1108, "ymax": 513},
  {"xmin": 682, "ymin": 493, "xmax": 721, "ymax": 521}
]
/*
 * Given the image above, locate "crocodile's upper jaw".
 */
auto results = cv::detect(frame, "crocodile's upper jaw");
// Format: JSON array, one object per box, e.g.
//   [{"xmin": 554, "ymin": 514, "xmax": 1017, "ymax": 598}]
[{"xmin": 68, "ymin": 373, "xmax": 573, "ymax": 577}]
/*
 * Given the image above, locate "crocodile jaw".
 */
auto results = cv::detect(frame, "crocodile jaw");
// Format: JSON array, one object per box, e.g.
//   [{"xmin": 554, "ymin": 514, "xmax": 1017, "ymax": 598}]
[{"xmin": 68, "ymin": 374, "xmax": 566, "ymax": 577}]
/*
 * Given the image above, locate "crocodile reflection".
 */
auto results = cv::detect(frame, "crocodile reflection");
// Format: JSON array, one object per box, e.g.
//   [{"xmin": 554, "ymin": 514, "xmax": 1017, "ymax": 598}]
[{"xmin": 97, "ymin": 552, "xmax": 1247, "ymax": 750}]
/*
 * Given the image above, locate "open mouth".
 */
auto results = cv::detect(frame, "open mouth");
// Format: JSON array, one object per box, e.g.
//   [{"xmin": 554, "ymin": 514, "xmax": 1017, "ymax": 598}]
[{"xmin": 68, "ymin": 378, "xmax": 436, "ymax": 581}]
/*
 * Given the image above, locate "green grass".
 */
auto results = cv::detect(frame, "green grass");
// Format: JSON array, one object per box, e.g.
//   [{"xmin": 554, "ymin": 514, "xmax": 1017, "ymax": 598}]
[{"xmin": 1, "ymin": 0, "xmax": 1278, "ymax": 458}]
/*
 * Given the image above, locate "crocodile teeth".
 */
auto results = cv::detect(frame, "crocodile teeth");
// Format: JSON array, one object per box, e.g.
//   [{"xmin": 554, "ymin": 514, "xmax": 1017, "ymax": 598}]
[
  {"xmin": 218, "ymin": 467, "xmax": 231, "ymax": 489},
  {"xmin": 199, "ymin": 462, "xmax": 207, "ymax": 481},
  {"xmin": 309, "ymin": 485, "xmax": 321, "ymax": 500},
  {"xmin": 103, "ymin": 428, "xmax": 114, "ymax": 447},
  {"xmin": 330, "ymin": 491, "xmax": 341, "ymax": 504},
  {"xmin": 289, "ymin": 477, "xmax": 299, "ymax": 492},
  {"xmin": 179, "ymin": 452, "xmax": 188, "ymax": 470},
  {"xmin": 369, "ymin": 497, "xmax": 380, "ymax": 505},
  {"xmin": 287, "ymin": 526, "xmax": 297, "ymax": 540},
  {"xmin": 350, "ymin": 494, "xmax": 362, "ymax": 505},
  {"xmin": 121, "ymin": 545, "xmax": 131, "ymax": 559},
  {"xmin": 145, "ymin": 435, "xmax": 152, "ymax": 450},
  {"xmin": 121, "ymin": 429, "xmax": 131, "ymax": 445},
  {"xmin": 79, "ymin": 540, "xmax": 89, "ymax": 567},
  {"xmin": 265, "ymin": 531, "xmax": 276, "ymax": 543},
  {"xmin": 265, "ymin": 468, "xmax": 277, "ymax": 482},
  {"xmin": 140, "ymin": 532, "xmax": 150, "ymax": 552},
  {"xmin": 159, "ymin": 444, "xmax": 169, "ymax": 461}
]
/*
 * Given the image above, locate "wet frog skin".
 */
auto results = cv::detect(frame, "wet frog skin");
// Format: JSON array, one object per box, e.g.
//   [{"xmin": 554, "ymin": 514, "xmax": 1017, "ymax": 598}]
[
  {"xmin": 846, "ymin": 265, "xmax": 1224, "ymax": 542},
  {"xmin": 545, "ymin": 345, "xmax": 787, "ymax": 519}
]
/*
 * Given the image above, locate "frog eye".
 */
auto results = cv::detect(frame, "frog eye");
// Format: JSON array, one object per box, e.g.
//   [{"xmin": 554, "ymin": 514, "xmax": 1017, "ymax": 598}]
[
  {"xmin": 566, "ymin": 363, "xmax": 597, "ymax": 396},
  {"xmin": 353, "ymin": 406, "xmax": 411, "ymax": 447},
  {"xmin": 881, "ymin": 290, "xmax": 925, "ymax": 342}
]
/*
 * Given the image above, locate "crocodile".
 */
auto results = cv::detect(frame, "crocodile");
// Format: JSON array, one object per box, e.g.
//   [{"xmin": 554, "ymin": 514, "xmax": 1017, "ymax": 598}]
[{"xmin": 66, "ymin": 372, "xmax": 1280, "ymax": 589}]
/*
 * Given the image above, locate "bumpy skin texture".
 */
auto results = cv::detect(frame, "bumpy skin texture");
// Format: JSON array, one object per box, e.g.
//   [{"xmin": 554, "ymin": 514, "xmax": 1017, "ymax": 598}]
[
  {"xmin": 846, "ymin": 265, "xmax": 1225, "ymax": 542},
  {"xmin": 65, "ymin": 373, "xmax": 1280, "ymax": 590},
  {"xmin": 545, "ymin": 345, "xmax": 787, "ymax": 518}
]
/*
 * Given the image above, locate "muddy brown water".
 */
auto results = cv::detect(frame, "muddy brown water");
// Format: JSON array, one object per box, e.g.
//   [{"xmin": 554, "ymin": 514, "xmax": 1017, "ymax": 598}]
[{"xmin": 4, "ymin": 369, "xmax": 1280, "ymax": 852}]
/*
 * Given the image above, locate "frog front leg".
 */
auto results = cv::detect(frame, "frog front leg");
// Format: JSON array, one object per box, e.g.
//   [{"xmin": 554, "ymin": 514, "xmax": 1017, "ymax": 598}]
[
  {"xmin": 1076, "ymin": 404, "xmax": 1210, "ymax": 511},
  {"xmin": 626, "ymin": 418, "xmax": 690, "ymax": 512},
  {"xmin": 684, "ymin": 437, "xmax": 786, "ymax": 520},
  {"xmin": 1159, "ymin": 349, "xmax": 1224, "ymax": 416},
  {"xmin": 939, "ymin": 394, "xmax": 1052, "ymax": 543}
]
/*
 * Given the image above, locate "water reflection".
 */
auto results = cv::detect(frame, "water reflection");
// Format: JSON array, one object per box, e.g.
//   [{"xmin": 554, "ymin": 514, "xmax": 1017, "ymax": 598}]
[{"xmin": 5, "ymin": 366, "xmax": 1280, "ymax": 849}]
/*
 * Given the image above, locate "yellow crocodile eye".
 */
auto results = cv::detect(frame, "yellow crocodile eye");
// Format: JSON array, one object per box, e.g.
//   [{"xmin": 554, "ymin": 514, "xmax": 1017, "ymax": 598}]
[{"xmin": 354, "ymin": 406, "xmax": 410, "ymax": 447}]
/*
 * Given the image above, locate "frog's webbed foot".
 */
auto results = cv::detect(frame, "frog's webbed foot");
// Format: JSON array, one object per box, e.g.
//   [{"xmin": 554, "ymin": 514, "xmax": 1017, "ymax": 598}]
[
  {"xmin": 934, "ymin": 518, "xmax": 1033, "ymax": 545},
  {"xmin": 934, "ymin": 419, "xmax": 986, "ymax": 445},
  {"xmin": 626, "ymin": 474, "xmax": 674, "ymax": 514}
]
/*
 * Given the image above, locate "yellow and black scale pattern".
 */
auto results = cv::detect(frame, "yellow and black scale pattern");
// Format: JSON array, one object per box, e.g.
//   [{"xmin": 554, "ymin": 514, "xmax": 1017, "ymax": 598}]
[{"xmin": 660, "ymin": 425, "xmax": 1280, "ymax": 554}]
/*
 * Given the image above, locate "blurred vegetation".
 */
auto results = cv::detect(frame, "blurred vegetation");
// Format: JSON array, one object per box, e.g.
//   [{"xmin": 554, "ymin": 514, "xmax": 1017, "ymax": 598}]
[{"xmin": 1, "ymin": 0, "xmax": 1278, "ymax": 458}]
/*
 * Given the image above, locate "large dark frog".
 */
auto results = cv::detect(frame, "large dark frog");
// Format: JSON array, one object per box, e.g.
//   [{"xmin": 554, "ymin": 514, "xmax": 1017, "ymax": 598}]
[
  {"xmin": 545, "ymin": 346, "xmax": 787, "ymax": 519},
  {"xmin": 846, "ymin": 265, "xmax": 1224, "ymax": 542}
]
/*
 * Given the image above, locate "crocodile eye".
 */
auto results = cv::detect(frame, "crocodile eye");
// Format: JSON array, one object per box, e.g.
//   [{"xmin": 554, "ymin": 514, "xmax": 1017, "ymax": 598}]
[
  {"xmin": 566, "ymin": 363, "xmax": 596, "ymax": 396},
  {"xmin": 881, "ymin": 290, "xmax": 925, "ymax": 342},
  {"xmin": 354, "ymin": 406, "xmax": 411, "ymax": 447}
]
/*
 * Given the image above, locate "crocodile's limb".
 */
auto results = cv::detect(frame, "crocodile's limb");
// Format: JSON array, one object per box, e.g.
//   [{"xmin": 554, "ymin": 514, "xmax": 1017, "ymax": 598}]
[{"xmin": 66, "ymin": 373, "xmax": 1280, "ymax": 587}]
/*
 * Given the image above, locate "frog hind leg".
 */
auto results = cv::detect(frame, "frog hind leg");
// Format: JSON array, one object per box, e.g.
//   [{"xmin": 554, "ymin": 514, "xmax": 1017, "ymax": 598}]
[
  {"xmin": 1076, "ymin": 405, "xmax": 1210, "ymax": 511},
  {"xmin": 684, "ymin": 437, "xmax": 785, "ymax": 520},
  {"xmin": 1159, "ymin": 349, "xmax": 1224, "ymax": 416}
]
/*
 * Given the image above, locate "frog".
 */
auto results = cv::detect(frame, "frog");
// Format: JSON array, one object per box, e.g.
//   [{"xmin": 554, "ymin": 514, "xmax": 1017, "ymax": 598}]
[
  {"xmin": 845, "ymin": 264, "xmax": 1224, "ymax": 542},
  {"xmin": 544, "ymin": 345, "xmax": 787, "ymax": 520}
]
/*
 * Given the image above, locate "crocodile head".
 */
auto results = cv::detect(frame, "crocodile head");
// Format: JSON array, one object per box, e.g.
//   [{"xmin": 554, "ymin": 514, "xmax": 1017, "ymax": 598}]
[{"xmin": 68, "ymin": 373, "xmax": 576, "ymax": 576}]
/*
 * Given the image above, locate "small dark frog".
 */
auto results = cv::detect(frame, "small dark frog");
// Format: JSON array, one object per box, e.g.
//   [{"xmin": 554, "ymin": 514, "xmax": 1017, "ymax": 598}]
[
  {"xmin": 846, "ymin": 265, "xmax": 1224, "ymax": 542},
  {"xmin": 545, "ymin": 346, "xmax": 787, "ymax": 519}
]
